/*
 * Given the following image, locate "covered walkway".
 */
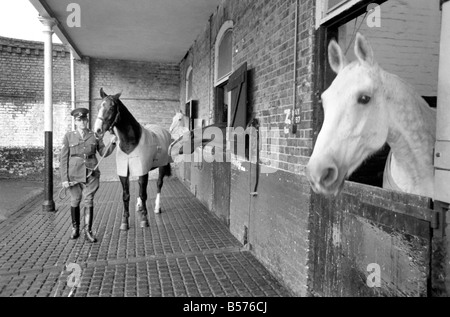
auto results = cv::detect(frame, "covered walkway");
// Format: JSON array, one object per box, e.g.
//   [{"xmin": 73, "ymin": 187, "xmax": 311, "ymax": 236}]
[{"xmin": 0, "ymin": 177, "xmax": 291, "ymax": 297}]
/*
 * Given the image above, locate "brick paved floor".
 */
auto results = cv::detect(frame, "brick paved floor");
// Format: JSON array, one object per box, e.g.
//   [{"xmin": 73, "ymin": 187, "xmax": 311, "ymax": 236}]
[{"xmin": 0, "ymin": 178, "xmax": 291, "ymax": 297}]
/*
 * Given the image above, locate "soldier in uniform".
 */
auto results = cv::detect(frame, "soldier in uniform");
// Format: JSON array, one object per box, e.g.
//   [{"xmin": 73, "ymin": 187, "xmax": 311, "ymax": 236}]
[{"xmin": 60, "ymin": 108, "xmax": 117, "ymax": 242}]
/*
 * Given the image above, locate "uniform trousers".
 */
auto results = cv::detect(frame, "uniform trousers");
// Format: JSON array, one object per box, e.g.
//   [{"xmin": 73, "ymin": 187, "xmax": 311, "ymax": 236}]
[{"xmin": 68, "ymin": 170, "xmax": 99, "ymax": 208}]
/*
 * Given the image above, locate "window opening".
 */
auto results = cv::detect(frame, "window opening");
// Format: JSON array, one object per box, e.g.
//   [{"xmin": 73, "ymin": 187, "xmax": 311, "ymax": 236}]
[{"xmin": 316, "ymin": 0, "xmax": 440, "ymax": 189}]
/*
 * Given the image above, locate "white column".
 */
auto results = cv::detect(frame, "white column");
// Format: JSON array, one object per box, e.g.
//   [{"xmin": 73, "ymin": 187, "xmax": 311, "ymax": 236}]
[
  {"xmin": 434, "ymin": 1, "xmax": 450, "ymax": 204},
  {"xmin": 436, "ymin": 1, "xmax": 450, "ymax": 142},
  {"xmin": 39, "ymin": 17, "xmax": 57, "ymax": 212},
  {"xmin": 39, "ymin": 17, "xmax": 56, "ymax": 132},
  {"xmin": 433, "ymin": 0, "xmax": 450, "ymax": 297},
  {"xmin": 70, "ymin": 48, "xmax": 76, "ymax": 130}
]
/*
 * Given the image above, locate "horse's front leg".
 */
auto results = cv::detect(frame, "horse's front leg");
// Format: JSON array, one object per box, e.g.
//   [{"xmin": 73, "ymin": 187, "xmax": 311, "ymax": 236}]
[
  {"xmin": 119, "ymin": 175, "xmax": 130, "ymax": 231},
  {"xmin": 136, "ymin": 174, "xmax": 149, "ymax": 227},
  {"xmin": 154, "ymin": 167, "xmax": 165, "ymax": 214}
]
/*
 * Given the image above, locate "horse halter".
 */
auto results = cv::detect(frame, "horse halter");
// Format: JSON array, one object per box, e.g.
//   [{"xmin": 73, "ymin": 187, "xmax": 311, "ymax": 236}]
[{"xmin": 97, "ymin": 96, "xmax": 120, "ymax": 134}]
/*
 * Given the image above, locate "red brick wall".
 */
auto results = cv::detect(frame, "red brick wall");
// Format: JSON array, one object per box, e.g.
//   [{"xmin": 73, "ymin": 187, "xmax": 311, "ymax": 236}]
[{"xmin": 178, "ymin": 0, "xmax": 316, "ymax": 296}]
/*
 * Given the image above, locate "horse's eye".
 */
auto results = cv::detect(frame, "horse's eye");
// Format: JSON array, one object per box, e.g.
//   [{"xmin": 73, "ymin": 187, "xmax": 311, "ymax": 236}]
[{"xmin": 358, "ymin": 95, "xmax": 371, "ymax": 105}]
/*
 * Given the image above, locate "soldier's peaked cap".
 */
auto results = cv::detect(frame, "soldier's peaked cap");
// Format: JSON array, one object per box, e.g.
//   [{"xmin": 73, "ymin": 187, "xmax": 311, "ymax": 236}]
[{"xmin": 71, "ymin": 108, "xmax": 89, "ymax": 119}]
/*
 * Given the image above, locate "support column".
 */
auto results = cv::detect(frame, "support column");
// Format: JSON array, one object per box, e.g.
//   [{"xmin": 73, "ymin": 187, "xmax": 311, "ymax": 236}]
[
  {"xmin": 70, "ymin": 49, "xmax": 76, "ymax": 130},
  {"xmin": 39, "ymin": 17, "xmax": 57, "ymax": 212},
  {"xmin": 432, "ymin": 0, "xmax": 450, "ymax": 296},
  {"xmin": 436, "ymin": 0, "xmax": 450, "ymax": 176}
]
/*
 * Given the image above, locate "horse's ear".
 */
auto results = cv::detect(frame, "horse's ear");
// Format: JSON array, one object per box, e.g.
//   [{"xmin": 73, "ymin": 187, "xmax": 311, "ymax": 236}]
[
  {"xmin": 354, "ymin": 33, "xmax": 374, "ymax": 65},
  {"xmin": 100, "ymin": 88, "xmax": 107, "ymax": 98},
  {"xmin": 328, "ymin": 39, "xmax": 347, "ymax": 74},
  {"xmin": 113, "ymin": 92, "xmax": 122, "ymax": 100}
]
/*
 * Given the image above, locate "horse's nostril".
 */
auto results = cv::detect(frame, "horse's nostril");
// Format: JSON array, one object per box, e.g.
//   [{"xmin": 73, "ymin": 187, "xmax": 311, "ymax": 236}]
[{"xmin": 321, "ymin": 166, "xmax": 338, "ymax": 187}]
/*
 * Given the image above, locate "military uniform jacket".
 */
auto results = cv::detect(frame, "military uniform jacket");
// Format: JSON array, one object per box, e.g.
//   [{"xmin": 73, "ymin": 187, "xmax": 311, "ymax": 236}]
[{"xmin": 60, "ymin": 130, "xmax": 115, "ymax": 184}]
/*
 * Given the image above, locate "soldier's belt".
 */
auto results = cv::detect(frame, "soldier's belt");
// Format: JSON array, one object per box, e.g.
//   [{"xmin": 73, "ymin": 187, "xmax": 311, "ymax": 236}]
[{"xmin": 71, "ymin": 154, "xmax": 95, "ymax": 159}]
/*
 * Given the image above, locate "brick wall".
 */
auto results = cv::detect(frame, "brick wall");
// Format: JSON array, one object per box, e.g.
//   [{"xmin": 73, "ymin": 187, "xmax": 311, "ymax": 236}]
[
  {"xmin": 74, "ymin": 57, "xmax": 91, "ymax": 110},
  {"xmin": 0, "ymin": 36, "xmax": 74, "ymax": 179},
  {"xmin": 179, "ymin": 0, "xmax": 315, "ymax": 175},
  {"xmin": 0, "ymin": 37, "xmax": 71, "ymax": 102},
  {"xmin": 178, "ymin": 0, "xmax": 316, "ymax": 296},
  {"xmin": 0, "ymin": 36, "xmax": 180, "ymax": 182},
  {"xmin": 233, "ymin": 0, "xmax": 315, "ymax": 174}
]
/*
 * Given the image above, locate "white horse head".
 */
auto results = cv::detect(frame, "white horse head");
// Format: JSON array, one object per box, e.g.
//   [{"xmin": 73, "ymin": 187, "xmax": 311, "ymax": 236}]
[
  {"xmin": 306, "ymin": 33, "xmax": 436, "ymax": 198},
  {"xmin": 169, "ymin": 110, "xmax": 188, "ymax": 140}
]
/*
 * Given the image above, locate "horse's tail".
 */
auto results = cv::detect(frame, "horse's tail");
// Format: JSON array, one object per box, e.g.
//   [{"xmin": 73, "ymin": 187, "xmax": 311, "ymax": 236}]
[{"xmin": 165, "ymin": 163, "xmax": 172, "ymax": 178}]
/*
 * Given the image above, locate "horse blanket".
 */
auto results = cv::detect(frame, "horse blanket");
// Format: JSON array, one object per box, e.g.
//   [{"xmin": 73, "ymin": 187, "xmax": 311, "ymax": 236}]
[
  {"xmin": 116, "ymin": 124, "xmax": 172, "ymax": 177},
  {"xmin": 382, "ymin": 151, "xmax": 402, "ymax": 192}
]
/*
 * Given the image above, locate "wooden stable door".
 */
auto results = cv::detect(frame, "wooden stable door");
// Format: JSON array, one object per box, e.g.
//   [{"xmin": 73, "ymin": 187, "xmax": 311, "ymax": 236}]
[
  {"xmin": 212, "ymin": 63, "xmax": 249, "ymax": 228},
  {"xmin": 229, "ymin": 62, "xmax": 248, "ymax": 130}
]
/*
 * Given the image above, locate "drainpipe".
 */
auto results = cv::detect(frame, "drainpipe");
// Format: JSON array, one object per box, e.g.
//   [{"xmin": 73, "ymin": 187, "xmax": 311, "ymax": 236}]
[
  {"xmin": 70, "ymin": 49, "xmax": 76, "ymax": 130},
  {"xmin": 39, "ymin": 16, "xmax": 57, "ymax": 212},
  {"xmin": 291, "ymin": 0, "xmax": 299, "ymax": 134},
  {"xmin": 432, "ymin": 0, "xmax": 450, "ymax": 296}
]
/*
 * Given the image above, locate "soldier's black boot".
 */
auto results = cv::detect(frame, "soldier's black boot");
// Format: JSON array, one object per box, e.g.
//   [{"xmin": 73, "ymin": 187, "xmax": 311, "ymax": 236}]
[
  {"xmin": 70, "ymin": 206, "xmax": 80, "ymax": 239},
  {"xmin": 84, "ymin": 206, "xmax": 97, "ymax": 243}
]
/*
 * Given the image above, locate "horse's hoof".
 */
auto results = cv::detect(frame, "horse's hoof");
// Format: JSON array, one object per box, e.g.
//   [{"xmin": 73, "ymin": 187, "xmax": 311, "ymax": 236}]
[
  {"xmin": 120, "ymin": 217, "xmax": 129, "ymax": 231},
  {"xmin": 136, "ymin": 198, "xmax": 143, "ymax": 211},
  {"xmin": 140, "ymin": 220, "xmax": 149, "ymax": 228},
  {"xmin": 154, "ymin": 208, "xmax": 161, "ymax": 214}
]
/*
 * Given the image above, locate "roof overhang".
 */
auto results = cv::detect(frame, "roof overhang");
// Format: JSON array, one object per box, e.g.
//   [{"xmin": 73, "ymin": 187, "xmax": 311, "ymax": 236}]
[
  {"xmin": 29, "ymin": 0, "xmax": 220, "ymax": 62},
  {"xmin": 30, "ymin": 0, "xmax": 82, "ymax": 59}
]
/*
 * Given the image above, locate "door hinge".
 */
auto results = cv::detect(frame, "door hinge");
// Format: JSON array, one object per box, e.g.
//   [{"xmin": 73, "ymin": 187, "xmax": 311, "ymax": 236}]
[{"xmin": 432, "ymin": 201, "xmax": 448, "ymax": 238}]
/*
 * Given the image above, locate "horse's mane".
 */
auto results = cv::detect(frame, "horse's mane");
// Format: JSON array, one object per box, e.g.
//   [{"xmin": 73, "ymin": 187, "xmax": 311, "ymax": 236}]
[
  {"xmin": 115, "ymin": 98, "xmax": 142, "ymax": 147},
  {"xmin": 116, "ymin": 98, "xmax": 138, "ymax": 125},
  {"xmin": 380, "ymin": 68, "xmax": 436, "ymax": 136}
]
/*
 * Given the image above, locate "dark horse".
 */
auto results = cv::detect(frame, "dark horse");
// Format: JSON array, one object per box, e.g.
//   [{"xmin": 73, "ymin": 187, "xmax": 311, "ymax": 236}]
[{"xmin": 93, "ymin": 88, "xmax": 172, "ymax": 230}]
